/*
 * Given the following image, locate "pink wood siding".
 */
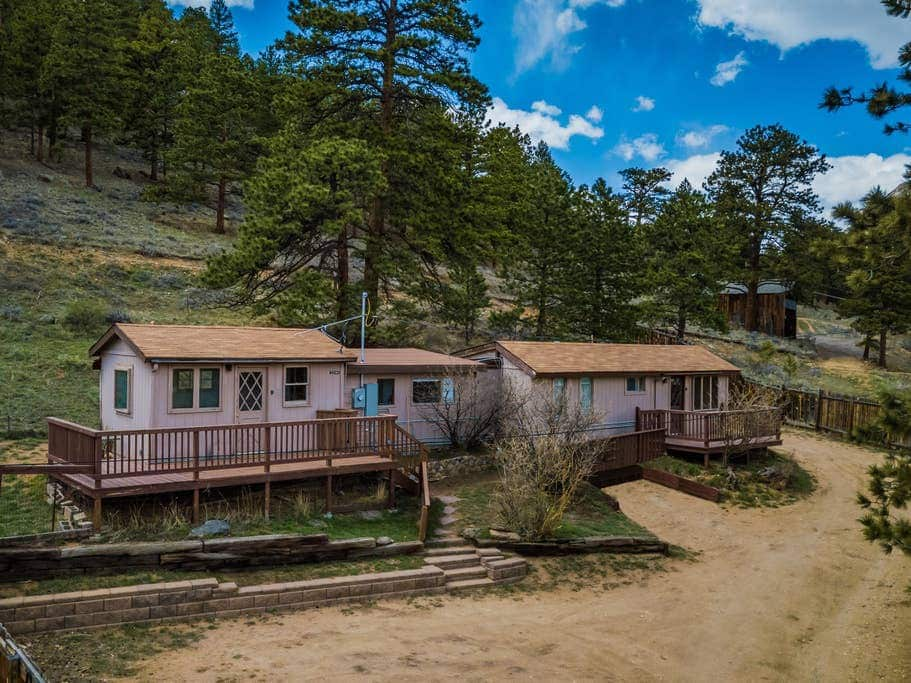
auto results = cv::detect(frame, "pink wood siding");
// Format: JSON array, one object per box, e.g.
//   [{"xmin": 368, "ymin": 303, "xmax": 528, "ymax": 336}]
[
  {"xmin": 345, "ymin": 371, "xmax": 454, "ymax": 444},
  {"xmin": 99, "ymin": 339, "xmax": 153, "ymax": 430},
  {"xmin": 147, "ymin": 361, "xmax": 348, "ymax": 429}
]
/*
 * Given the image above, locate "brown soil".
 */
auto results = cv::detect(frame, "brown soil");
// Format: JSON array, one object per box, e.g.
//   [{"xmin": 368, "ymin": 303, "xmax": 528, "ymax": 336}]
[{"xmin": 129, "ymin": 431, "xmax": 911, "ymax": 682}]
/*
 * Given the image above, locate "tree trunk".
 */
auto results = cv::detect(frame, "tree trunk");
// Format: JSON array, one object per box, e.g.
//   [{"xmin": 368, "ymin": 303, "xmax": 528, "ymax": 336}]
[
  {"xmin": 36, "ymin": 126, "xmax": 44, "ymax": 163},
  {"xmin": 150, "ymin": 146, "xmax": 158, "ymax": 182},
  {"xmin": 878, "ymin": 328, "xmax": 887, "ymax": 369},
  {"xmin": 29, "ymin": 126, "xmax": 35, "ymax": 156},
  {"xmin": 214, "ymin": 176, "xmax": 226, "ymax": 234},
  {"xmin": 862, "ymin": 336, "xmax": 871, "ymax": 361},
  {"xmin": 676, "ymin": 308, "xmax": 686, "ymax": 343},
  {"xmin": 83, "ymin": 125, "xmax": 93, "ymax": 188},
  {"xmin": 336, "ymin": 223, "xmax": 349, "ymax": 320},
  {"xmin": 744, "ymin": 235, "xmax": 762, "ymax": 332}
]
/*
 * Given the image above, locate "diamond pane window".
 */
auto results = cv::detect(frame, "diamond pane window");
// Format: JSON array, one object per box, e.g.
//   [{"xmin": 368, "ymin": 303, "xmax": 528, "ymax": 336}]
[
  {"xmin": 172, "ymin": 369, "xmax": 194, "ymax": 409},
  {"xmin": 239, "ymin": 371, "xmax": 264, "ymax": 412}
]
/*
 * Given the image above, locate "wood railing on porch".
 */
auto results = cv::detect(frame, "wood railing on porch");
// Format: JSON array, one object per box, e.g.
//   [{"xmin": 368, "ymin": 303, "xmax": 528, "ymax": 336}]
[
  {"xmin": 47, "ymin": 415, "xmax": 425, "ymax": 480},
  {"xmin": 636, "ymin": 407, "xmax": 781, "ymax": 445},
  {"xmin": 591, "ymin": 428, "xmax": 666, "ymax": 471}
]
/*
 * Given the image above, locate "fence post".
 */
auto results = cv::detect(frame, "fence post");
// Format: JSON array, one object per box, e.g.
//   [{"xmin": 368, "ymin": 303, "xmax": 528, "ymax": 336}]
[
  {"xmin": 847, "ymin": 397, "xmax": 856, "ymax": 435},
  {"xmin": 635, "ymin": 406, "xmax": 641, "ymax": 432},
  {"xmin": 815, "ymin": 389, "xmax": 824, "ymax": 432}
]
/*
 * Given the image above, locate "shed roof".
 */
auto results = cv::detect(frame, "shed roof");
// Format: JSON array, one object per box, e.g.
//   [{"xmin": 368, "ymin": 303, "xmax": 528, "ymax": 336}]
[
  {"xmin": 491, "ymin": 341, "xmax": 740, "ymax": 377},
  {"xmin": 722, "ymin": 281, "xmax": 790, "ymax": 295},
  {"xmin": 90, "ymin": 323, "xmax": 356, "ymax": 363},
  {"xmin": 350, "ymin": 348, "xmax": 481, "ymax": 374}
]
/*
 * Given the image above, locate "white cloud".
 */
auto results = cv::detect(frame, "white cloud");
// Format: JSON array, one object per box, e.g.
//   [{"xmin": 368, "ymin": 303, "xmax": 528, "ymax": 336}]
[
  {"xmin": 614, "ymin": 133, "xmax": 666, "ymax": 163},
  {"xmin": 677, "ymin": 124, "xmax": 729, "ymax": 149},
  {"xmin": 512, "ymin": 0, "xmax": 627, "ymax": 74},
  {"xmin": 814, "ymin": 153, "xmax": 911, "ymax": 209},
  {"xmin": 488, "ymin": 97, "xmax": 604, "ymax": 150},
  {"xmin": 696, "ymin": 0, "xmax": 906, "ymax": 70},
  {"xmin": 710, "ymin": 51, "xmax": 748, "ymax": 86},
  {"xmin": 532, "ymin": 100, "xmax": 563, "ymax": 116},
  {"xmin": 168, "ymin": 0, "xmax": 253, "ymax": 8},
  {"xmin": 666, "ymin": 153, "xmax": 721, "ymax": 189},
  {"xmin": 665, "ymin": 151, "xmax": 911, "ymax": 211},
  {"xmin": 632, "ymin": 96, "xmax": 655, "ymax": 112},
  {"xmin": 585, "ymin": 105, "xmax": 604, "ymax": 123}
]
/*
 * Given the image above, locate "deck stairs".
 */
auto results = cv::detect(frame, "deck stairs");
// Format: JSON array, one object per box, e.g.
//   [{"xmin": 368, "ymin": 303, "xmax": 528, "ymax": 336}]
[{"xmin": 422, "ymin": 540, "xmax": 506, "ymax": 591}]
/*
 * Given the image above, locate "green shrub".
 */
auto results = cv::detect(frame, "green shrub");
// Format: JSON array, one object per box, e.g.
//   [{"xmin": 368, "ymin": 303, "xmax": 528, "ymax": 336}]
[{"xmin": 63, "ymin": 299, "xmax": 109, "ymax": 335}]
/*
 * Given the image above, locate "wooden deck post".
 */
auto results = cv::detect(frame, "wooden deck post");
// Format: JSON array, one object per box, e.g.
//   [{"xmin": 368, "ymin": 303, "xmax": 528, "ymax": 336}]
[
  {"xmin": 635, "ymin": 406, "xmax": 641, "ymax": 432},
  {"xmin": 325, "ymin": 475, "xmax": 333, "ymax": 513},
  {"xmin": 92, "ymin": 497, "xmax": 102, "ymax": 529},
  {"xmin": 387, "ymin": 470, "xmax": 396, "ymax": 508},
  {"xmin": 192, "ymin": 429, "xmax": 200, "ymax": 482},
  {"xmin": 192, "ymin": 488, "xmax": 200, "ymax": 525},
  {"xmin": 264, "ymin": 480, "xmax": 271, "ymax": 520}
]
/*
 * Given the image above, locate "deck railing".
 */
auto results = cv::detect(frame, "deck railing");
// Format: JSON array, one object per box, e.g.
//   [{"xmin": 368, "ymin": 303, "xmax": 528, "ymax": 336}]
[
  {"xmin": 592, "ymin": 428, "xmax": 666, "ymax": 470},
  {"xmin": 637, "ymin": 407, "xmax": 781, "ymax": 445},
  {"xmin": 47, "ymin": 415, "xmax": 425, "ymax": 480}
]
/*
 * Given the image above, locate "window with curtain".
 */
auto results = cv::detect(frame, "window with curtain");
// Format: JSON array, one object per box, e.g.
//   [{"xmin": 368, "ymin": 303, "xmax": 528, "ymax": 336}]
[
  {"xmin": 412, "ymin": 378, "xmax": 441, "ymax": 404},
  {"xmin": 114, "ymin": 368, "xmax": 131, "ymax": 413},
  {"xmin": 171, "ymin": 368, "xmax": 194, "ymax": 409},
  {"xmin": 580, "ymin": 377, "xmax": 593, "ymax": 412},
  {"xmin": 692, "ymin": 375, "xmax": 719, "ymax": 410},
  {"xmin": 198, "ymin": 368, "xmax": 220, "ymax": 408},
  {"xmin": 553, "ymin": 377, "xmax": 566, "ymax": 403},
  {"xmin": 626, "ymin": 376, "xmax": 646, "ymax": 393}
]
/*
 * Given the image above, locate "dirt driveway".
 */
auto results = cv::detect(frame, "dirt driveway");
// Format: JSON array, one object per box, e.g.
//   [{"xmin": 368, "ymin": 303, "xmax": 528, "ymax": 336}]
[{"xmin": 131, "ymin": 431, "xmax": 911, "ymax": 682}]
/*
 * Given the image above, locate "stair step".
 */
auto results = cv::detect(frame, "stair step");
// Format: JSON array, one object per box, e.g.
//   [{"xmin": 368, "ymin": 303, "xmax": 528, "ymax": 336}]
[
  {"xmin": 424, "ymin": 554, "xmax": 479, "ymax": 570},
  {"xmin": 476, "ymin": 548, "xmax": 502, "ymax": 557},
  {"xmin": 446, "ymin": 577, "xmax": 495, "ymax": 592},
  {"xmin": 424, "ymin": 537, "xmax": 467, "ymax": 549},
  {"xmin": 480, "ymin": 555, "xmax": 504, "ymax": 564},
  {"xmin": 444, "ymin": 566, "xmax": 488, "ymax": 581},
  {"xmin": 425, "ymin": 546, "xmax": 475, "ymax": 557}
]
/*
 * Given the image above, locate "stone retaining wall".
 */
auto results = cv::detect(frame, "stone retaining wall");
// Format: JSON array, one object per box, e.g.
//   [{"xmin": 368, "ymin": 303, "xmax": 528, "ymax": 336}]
[
  {"xmin": 473, "ymin": 535, "xmax": 669, "ymax": 556},
  {"xmin": 427, "ymin": 453, "xmax": 495, "ymax": 480},
  {"xmin": 0, "ymin": 534, "xmax": 423, "ymax": 580},
  {"xmin": 0, "ymin": 567, "xmax": 448, "ymax": 635}
]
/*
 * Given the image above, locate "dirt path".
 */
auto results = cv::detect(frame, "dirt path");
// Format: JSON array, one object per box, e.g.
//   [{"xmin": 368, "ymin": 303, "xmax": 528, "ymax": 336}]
[{"xmin": 131, "ymin": 431, "xmax": 911, "ymax": 682}]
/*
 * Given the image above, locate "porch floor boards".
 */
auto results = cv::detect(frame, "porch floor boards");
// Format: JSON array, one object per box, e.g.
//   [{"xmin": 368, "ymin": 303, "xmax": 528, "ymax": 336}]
[{"xmin": 53, "ymin": 454, "xmax": 396, "ymax": 499}]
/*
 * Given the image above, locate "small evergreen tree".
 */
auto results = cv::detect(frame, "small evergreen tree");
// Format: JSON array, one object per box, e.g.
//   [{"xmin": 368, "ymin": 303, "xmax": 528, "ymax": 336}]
[{"xmin": 620, "ymin": 167, "xmax": 671, "ymax": 227}]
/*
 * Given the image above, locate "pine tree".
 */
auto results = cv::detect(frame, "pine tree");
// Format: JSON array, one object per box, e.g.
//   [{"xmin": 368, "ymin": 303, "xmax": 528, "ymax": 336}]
[
  {"xmin": 705, "ymin": 124, "xmax": 830, "ymax": 332},
  {"xmin": 169, "ymin": 52, "xmax": 260, "ymax": 233},
  {"xmin": 203, "ymin": 132, "xmax": 385, "ymax": 319},
  {"xmin": 644, "ymin": 180, "xmax": 732, "ymax": 340},
  {"xmin": 558, "ymin": 178, "xmax": 644, "ymax": 340},
  {"xmin": 40, "ymin": 0, "xmax": 127, "ymax": 187},
  {"xmin": 281, "ymin": 0, "xmax": 488, "ymax": 307},
  {"xmin": 208, "ymin": 0, "xmax": 240, "ymax": 56},
  {"xmin": 620, "ymin": 167, "xmax": 671, "ymax": 227},
  {"xmin": 123, "ymin": 0, "xmax": 181, "ymax": 181}
]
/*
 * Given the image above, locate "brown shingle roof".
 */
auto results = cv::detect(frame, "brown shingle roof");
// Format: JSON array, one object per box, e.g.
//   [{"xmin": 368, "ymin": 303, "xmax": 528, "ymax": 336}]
[
  {"xmin": 90, "ymin": 324, "xmax": 356, "ymax": 362},
  {"xmin": 350, "ymin": 348, "xmax": 480, "ymax": 373},
  {"xmin": 495, "ymin": 341, "xmax": 740, "ymax": 377}
]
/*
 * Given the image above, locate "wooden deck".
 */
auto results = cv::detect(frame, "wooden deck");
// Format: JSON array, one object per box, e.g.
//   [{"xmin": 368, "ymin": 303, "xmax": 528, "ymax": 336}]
[
  {"xmin": 46, "ymin": 415, "xmax": 430, "ymax": 533},
  {"xmin": 637, "ymin": 407, "xmax": 782, "ymax": 459}
]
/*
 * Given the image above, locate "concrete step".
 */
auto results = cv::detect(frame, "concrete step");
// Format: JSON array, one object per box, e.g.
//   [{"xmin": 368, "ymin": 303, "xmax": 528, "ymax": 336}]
[
  {"xmin": 476, "ymin": 548, "xmax": 503, "ymax": 558},
  {"xmin": 424, "ymin": 545, "xmax": 475, "ymax": 557},
  {"xmin": 480, "ymin": 555, "xmax": 504, "ymax": 564},
  {"xmin": 446, "ymin": 577, "xmax": 495, "ymax": 592},
  {"xmin": 424, "ymin": 537, "xmax": 467, "ymax": 549},
  {"xmin": 424, "ymin": 554, "xmax": 479, "ymax": 570},
  {"xmin": 444, "ymin": 565, "xmax": 488, "ymax": 581}
]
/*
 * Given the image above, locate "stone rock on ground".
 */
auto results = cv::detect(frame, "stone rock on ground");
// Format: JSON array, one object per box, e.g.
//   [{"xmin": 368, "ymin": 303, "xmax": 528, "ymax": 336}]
[
  {"xmin": 376, "ymin": 536, "xmax": 393, "ymax": 546},
  {"xmin": 189, "ymin": 519, "xmax": 230, "ymax": 538},
  {"xmin": 357, "ymin": 510, "xmax": 382, "ymax": 520}
]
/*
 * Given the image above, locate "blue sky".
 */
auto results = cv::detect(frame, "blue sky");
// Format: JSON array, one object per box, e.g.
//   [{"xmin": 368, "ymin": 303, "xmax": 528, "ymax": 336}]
[{"xmin": 173, "ymin": 0, "xmax": 911, "ymax": 210}]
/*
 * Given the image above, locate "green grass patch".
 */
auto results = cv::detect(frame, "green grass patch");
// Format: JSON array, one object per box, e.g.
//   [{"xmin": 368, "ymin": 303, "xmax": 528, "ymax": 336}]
[
  {"xmin": 0, "ymin": 473, "xmax": 50, "ymax": 537},
  {"xmin": 22, "ymin": 621, "xmax": 205, "ymax": 682},
  {"xmin": 451, "ymin": 474, "xmax": 653, "ymax": 540},
  {"xmin": 648, "ymin": 449, "xmax": 816, "ymax": 508},
  {"xmin": 0, "ymin": 554, "xmax": 425, "ymax": 599}
]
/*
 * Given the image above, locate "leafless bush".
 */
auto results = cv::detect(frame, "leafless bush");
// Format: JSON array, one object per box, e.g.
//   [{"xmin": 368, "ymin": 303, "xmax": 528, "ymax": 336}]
[
  {"xmin": 417, "ymin": 368, "xmax": 514, "ymax": 450},
  {"xmin": 720, "ymin": 382, "xmax": 781, "ymax": 465},
  {"xmin": 492, "ymin": 386, "xmax": 603, "ymax": 539}
]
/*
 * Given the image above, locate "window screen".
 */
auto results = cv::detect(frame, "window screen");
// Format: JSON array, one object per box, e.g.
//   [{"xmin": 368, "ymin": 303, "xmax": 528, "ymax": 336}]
[
  {"xmin": 378, "ymin": 378, "xmax": 395, "ymax": 406},
  {"xmin": 284, "ymin": 366, "xmax": 309, "ymax": 403},
  {"xmin": 199, "ymin": 368, "xmax": 220, "ymax": 408},
  {"xmin": 114, "ymin": 369, "xmax": 130, "ymax": 412},
  {"xmin": 171, "ymin": 368, "xmax": 194, "ymax": 409}
]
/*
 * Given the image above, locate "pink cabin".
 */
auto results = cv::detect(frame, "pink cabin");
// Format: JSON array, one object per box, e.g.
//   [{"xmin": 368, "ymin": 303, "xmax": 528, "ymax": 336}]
[{"xmin": 458, "ymin": 340, "xmax": 782, "ymax": 456}]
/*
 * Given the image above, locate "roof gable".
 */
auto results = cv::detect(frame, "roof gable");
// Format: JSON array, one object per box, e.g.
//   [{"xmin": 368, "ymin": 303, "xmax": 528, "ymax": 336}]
[{"xmin": 90, "ymin": 324, "xmax": 356, "ymax": 363}]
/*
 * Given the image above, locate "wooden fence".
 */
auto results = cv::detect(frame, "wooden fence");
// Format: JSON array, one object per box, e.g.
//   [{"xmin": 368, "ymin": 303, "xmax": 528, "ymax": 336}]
[
  {"xmin": 0, "ymin": 622, "xmax": 44, "ymax": 682},
  {"xmin": 592, "ymin": 428, "xmax": 666, "ymax": 471}
]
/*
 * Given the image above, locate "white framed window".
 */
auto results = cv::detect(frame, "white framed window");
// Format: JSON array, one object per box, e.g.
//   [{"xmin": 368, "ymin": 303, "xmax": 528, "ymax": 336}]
[
  {"xmin": 625, "ymin": 376, "xmax": 646, "ymax": 394},
  {"xmin": 412, "ymin": 378, "xmax": 442, "ymax": 404},
  {"xmin": 378, "ymin": 378, "xmax": 395, "ymax": 406},
  {"xmin": 283, "ymin": 365, "xmax": 309, "ymax": 405},
  {"xmin": 580, "ymin": 377, "xmax": 593, "ymax": 412},
  {"xmin": 692, "ymin": 375, "xmax": 720, "ymax": 411},
  {"xmin": 169, "ymin": 367, "xmax": 222, "ymax": 412},
  {"xmin": 113, "ymin": 367, "xmax": 132, "ymax": 415}
]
